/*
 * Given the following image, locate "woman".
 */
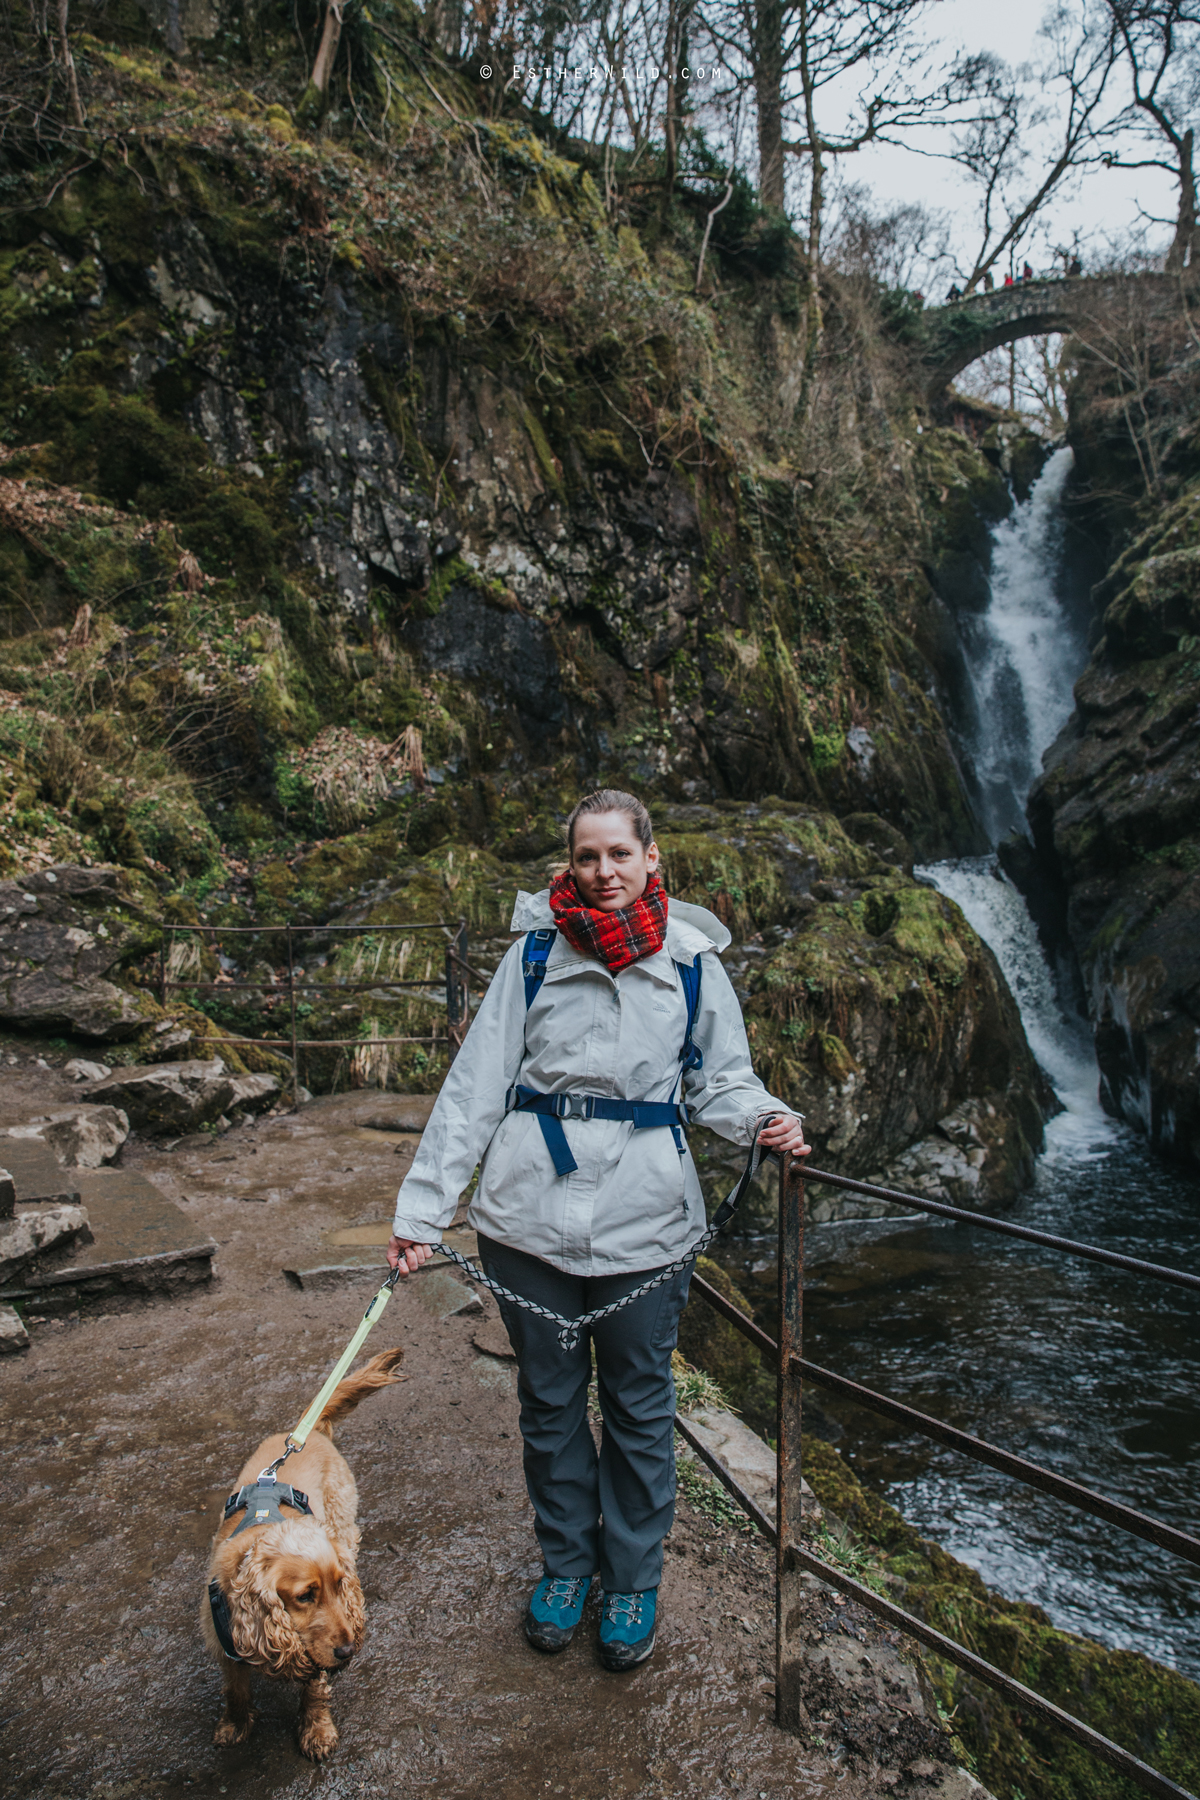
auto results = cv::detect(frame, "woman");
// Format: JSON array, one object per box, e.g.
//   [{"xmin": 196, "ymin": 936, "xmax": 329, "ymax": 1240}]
[{"xmin": 387, "ymin": 789, "xmax": 807, "ymax": 1672}]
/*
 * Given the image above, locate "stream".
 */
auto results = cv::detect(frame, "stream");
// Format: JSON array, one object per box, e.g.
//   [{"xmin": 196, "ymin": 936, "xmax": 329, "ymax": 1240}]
[{"xmin": 717, "ymin": 447, "xmax": 1200, "ymax": 1677}]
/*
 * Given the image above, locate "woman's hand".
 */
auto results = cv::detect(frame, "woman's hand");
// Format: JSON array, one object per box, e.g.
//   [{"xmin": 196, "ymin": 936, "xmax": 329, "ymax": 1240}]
[
  {"xmin": 757, "ymin": 1113, "xmax": 810, "ymax": 1162},
  {"xmin": 387, "ymin": 1236, "xmax": 435, "ymax": 1277}
]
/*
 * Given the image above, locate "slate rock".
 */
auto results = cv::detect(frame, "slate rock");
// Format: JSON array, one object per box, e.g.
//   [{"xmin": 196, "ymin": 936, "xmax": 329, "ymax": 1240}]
[
  {"xmin": 0, "ymin": 1303, "xmax": 29, "ymax": 1354},
  {"xmin": 0, "ymin": 1205, "xmax": 91, "ymax": 1284},
  {"xmin": 64, "ymin": 1059, "xmax": 112, "ymax": 1083},
  {"xmin": 2, "ymin": 1106, "xmax": 130, "ymax": 1169},
  {"xmin": 79, "ymin": 1059, "xmax": 278, "ymax": 1133}
]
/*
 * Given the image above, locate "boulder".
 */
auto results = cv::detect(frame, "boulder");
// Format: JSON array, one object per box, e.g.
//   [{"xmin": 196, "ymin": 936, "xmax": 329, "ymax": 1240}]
[
  {"xmin": 0, "ymin": 1304, "xmax": 29, "ymax": 1354},
  {"xmin": 0, "ymin": 1205, "xmax": 90, "ymax": 1285},
  {"xmin": 79, "ymin": 1059, "xmax": 278, "ymax": 1133},
  {"xmin": 1, "ymin": 1105, "xmax": 130, "ymax": 1169},
  {"xmin": 0, "ymin": 867, "xmax": 160, "ymax": 1040}
]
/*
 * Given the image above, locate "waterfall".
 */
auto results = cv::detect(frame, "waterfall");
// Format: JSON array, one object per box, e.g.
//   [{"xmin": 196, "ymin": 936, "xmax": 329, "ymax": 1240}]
[
  {"xmin": 922, "ymin": 445, "xmax": 1107, "ymax": 1133},
  {"xmin": 958, "ymin": 446, "xmax": 1085, "ymax": 844},
  {"xmin": 916, "ymin": 857, "xmax": 1110, "ymax": 1142}
]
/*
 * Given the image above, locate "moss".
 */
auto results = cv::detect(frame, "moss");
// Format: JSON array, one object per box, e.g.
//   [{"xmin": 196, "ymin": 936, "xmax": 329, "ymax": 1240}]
[
  {"xmin": 522, "ymin": 406, "xmax": 564, "ymax": 492},
  {"xmin": 677, "ymin": 1256, "xmax": 775, "ymax": 1436}
]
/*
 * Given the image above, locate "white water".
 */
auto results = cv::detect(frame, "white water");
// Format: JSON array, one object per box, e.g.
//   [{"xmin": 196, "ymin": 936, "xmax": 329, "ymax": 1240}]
[
  {"xmin": 959, "ymin": 446, "xmax": 1085, "ymax": 842},
  {"xmin": 915, "ymin": 856, "xmax": 1111, "ymax": 1145}
]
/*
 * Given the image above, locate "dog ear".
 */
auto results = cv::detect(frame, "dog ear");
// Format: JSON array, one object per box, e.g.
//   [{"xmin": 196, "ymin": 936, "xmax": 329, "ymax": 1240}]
[
  {"xmin": 341, "ymin": 1568, "xmax": 366, "ymax": 1647},
  {"xmin": 230, "ymin": 1544, "xmax": 311, "ymax": 1679}
]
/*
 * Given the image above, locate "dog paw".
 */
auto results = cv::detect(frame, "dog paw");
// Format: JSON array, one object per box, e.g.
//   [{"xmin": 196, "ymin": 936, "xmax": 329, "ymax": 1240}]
[
  {"xmin": 299, "ymin": 1718, "xmax": 339, "ymax": 1761},
  {"xmin": 213, "ymin": 1713, "xmax": 255, "ymax": 1747}
]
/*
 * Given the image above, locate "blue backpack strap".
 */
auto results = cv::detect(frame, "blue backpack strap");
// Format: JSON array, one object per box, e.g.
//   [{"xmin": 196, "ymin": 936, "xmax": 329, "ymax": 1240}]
[
  {"xmin": 671, "ymin": 955, "xmax": 703, "ymax": 1153},
  {"xmin": 523, "ymin": 928, "xmax": 556, "ymax": 1008},
  {"xmin": 676, "ymin": 955, "xmax": 703, "ymax": 1076},
  {"xmin": 520, "ymin": 930, "xmax": 577, "ymax": 1174}
]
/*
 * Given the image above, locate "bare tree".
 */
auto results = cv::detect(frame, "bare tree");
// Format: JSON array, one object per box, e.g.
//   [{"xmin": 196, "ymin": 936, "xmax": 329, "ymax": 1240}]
[
  {"xmin": 1098, "ymin": 0, "xmax": 1200, "ymax": 268},
  {"xmin": 947, "ymin": 10, "xmax": 1117, "ymax": 293}
]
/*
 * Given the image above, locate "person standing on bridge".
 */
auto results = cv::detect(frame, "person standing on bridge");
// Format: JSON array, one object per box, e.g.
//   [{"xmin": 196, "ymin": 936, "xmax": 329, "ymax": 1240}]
[
  {"xmin": 983, "ymin": 270, "xmax": 995, "ymax": 290},
  {"xmin": 386, "ymin": 789, "xmax": 807, "ymax": 1672}
]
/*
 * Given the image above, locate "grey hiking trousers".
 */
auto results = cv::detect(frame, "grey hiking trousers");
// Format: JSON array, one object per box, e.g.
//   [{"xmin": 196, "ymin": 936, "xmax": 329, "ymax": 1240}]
[{"xmin": 477, "ymin": 1233, "xmax": 693, "ymax": 1593}]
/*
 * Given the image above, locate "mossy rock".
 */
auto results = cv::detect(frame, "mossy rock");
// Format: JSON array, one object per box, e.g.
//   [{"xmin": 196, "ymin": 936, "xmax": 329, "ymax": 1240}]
[
  {"xmin": 801, "ymin": 1436, "xmax": 1200, "ymax": 1800},
  {"xmin": 678, "ymin": 1256, "xmax": 774, "ymax": 1435}
]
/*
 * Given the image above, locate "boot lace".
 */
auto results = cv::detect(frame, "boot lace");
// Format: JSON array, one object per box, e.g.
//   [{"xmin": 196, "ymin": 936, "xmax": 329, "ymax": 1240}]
[
  {"xmin": 602, "ymin": 1591, "xmax": 644, "ymax": 1627},
  {"xmin": 544, "ymin": 1577, "xmax": 586, "ymax": 1613}
]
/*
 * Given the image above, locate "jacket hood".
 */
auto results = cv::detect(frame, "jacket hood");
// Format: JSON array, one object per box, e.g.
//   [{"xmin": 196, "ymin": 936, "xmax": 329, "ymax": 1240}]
[{"xmin": 509, "ymin": 888, "xmax": 732, "ymax": 959}]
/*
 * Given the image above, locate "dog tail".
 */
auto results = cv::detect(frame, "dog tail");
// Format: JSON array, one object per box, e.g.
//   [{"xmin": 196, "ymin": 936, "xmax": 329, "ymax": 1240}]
[{"xmin": 313, "ymin": 1347, "xmax": 405, "ymax": 1435}]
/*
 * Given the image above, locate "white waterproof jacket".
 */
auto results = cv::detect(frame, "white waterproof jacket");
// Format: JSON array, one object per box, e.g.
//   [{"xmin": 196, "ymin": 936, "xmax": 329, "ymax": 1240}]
[{"xmin": 391, "ymin": 888, "xmax": 794, "ymax": 1276}]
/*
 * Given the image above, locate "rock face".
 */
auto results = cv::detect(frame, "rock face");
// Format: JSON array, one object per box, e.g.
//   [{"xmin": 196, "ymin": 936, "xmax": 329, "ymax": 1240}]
[
  {"xmin": 1027, "ymin": 496, "xmax": 1200, "ymax": 1169},
  {"xmin": 661, "ymin": 803, "xmax": 1047, "ymax": 1221},
  {"xmin": 79, "ymin": 1059, "xmax": 278, "ymax": 1133},
  {"xmin": 0, "ymin": 867, "xmax": 160, "ymax": 1040},
  {"xmin": 2, "ymin": 1106, "xmax": 129, "ymax": 1169}
]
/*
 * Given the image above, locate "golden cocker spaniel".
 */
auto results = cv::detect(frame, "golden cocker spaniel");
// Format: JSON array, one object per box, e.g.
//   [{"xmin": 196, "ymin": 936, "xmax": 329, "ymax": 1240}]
[{"xmin": 201, "ymin": 1347, "xmax": 403, "ymax": 1760}]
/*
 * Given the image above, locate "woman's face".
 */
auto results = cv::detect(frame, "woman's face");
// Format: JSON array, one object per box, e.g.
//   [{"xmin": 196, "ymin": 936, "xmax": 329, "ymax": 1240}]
[{"xmin": 569, "ymin": 810, "xmax": 659, "ymax": 912}]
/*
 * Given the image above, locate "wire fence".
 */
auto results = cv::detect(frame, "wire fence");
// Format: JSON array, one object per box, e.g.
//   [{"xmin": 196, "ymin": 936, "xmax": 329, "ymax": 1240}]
[{"xmin": 157, "ymin": 918, "xmax": 472, "ymax": 1102}]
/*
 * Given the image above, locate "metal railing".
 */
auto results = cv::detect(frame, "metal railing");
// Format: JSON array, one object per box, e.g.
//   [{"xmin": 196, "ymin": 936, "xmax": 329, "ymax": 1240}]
[
  {"xmin": 682, "ymin": 1156, "xmax": 1199, "ymax": 1800},
  {"xmin": 157, "ymin": 918, "xmax": 473, "ymax": 1101}
]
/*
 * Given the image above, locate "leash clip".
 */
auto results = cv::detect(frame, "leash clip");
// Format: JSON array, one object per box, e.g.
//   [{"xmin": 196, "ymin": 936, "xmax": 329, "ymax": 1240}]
[{"xmin": 257, "ymin": 1436, "xmax": 300, "ymax": 1483}]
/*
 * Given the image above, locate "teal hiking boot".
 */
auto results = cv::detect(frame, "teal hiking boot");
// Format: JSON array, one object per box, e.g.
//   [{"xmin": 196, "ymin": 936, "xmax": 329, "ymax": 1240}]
[
  {"xmin": 524, "ymin": 1573, "xmax": 591, "ymax": 1653},
  {"xmin": 598, "ymin": 1588, "xmax": 657, "ymax": 1671}
]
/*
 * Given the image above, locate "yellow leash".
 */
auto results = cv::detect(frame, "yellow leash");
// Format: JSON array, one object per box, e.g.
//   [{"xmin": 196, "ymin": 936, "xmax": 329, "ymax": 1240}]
[{"xmin": 259, "ymin": 1268, "xmax": 401, "ymax": 1479}]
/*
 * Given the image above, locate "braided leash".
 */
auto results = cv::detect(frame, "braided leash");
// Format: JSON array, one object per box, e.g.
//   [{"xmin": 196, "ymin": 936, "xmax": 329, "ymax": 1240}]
[{"xmin": 426, "ymin": 1127, "xmax": 776, "ymax": 1352}]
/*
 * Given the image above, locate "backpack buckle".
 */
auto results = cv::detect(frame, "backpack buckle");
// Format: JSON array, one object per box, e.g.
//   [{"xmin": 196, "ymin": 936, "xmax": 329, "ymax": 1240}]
[{"xmin": 553, "ymin": 1093, "xmax": 594, "ymax": 1121}]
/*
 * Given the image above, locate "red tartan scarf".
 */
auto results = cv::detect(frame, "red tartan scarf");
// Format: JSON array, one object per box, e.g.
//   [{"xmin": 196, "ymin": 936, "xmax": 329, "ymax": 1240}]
[{"xmin": 548, "ymin": 869, "xmax": 668, "ymax": 974}]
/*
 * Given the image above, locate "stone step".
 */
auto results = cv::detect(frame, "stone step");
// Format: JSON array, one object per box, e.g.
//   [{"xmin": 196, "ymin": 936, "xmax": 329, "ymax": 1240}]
[
  {"xmin": 0, "ymin": 1138, "xmax": 81, "ymax": 1208},
  {"xmin": 0, "ymin": 1166, "xmax": 216, "ymax": 1311}
]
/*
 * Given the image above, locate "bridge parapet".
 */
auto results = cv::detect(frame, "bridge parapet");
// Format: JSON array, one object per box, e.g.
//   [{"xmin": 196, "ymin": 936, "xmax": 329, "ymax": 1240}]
[{"xmin": 920, "ymin": 272, "xmax": 1176, "ymax": 396}]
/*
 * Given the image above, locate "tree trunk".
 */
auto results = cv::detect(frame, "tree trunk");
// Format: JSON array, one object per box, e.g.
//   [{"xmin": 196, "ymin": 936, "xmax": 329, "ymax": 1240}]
[
  {"xmin": 1166, "ymin": 126, "xmax": 1196, "ymax": 272},
  {"xmin": 752, "ymin": 0, "xmax": 786, "ymax": 210},
  {"xmin": 662, "ymin": 0, "xmax": 681, "ymax": 222},
  {"xmin": 164, "ymin": 0, "xmax": 184, "ymax": 57},
  {"xmin": 795, "ymin": 0, "xmax": 823, "ymax": 413},
  {"xmin": 56, "ymin": 0, "xmax": 85, "ymax": 127},
  {"xmin": 298, "ymin": 0, "xmax": 344, "ymax": 123}
]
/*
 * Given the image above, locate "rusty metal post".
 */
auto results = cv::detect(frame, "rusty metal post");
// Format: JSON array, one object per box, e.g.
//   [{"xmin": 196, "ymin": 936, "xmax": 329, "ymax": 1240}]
[
  {"xmin": 444, "ymin": 934, "xmax": 457, "ymax": 1045},
  {"xmin": 286, "ymin": 925, "xmax": 299, "ymax": 1110},
  {"xmin": 775, "ymin": 1149, "xmax": 806, "ymax": 1730},
  {"xmin": 456, "ymin": 917, "xmax": 468, "ymax": 1045}
]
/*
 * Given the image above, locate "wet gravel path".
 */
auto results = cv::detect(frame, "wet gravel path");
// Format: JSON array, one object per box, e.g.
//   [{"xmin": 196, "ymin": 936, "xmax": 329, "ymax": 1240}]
[{"xmin": 2, "ymin": 1079, "xmax": 970, "ymax": 1800}]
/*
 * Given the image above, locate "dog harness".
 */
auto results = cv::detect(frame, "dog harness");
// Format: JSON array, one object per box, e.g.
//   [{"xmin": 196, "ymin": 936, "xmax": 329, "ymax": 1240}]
[
  {"xmin": 208, "ymin": 1479, "xmax": 315, "ymax": 1662},
  {"xmin": 224, "ymin": 1478, "xmax": 313, "ymax": 1537},
  {"xmin": 506, "ymin": 927, "xmax": 703, "ymax": 1177}
]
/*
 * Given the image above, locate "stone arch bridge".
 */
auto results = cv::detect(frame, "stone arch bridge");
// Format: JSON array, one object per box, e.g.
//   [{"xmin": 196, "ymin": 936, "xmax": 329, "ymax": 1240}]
[{"xmin": 920, "ymin": 271, "xmax": 1176, "ymax": 397}]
